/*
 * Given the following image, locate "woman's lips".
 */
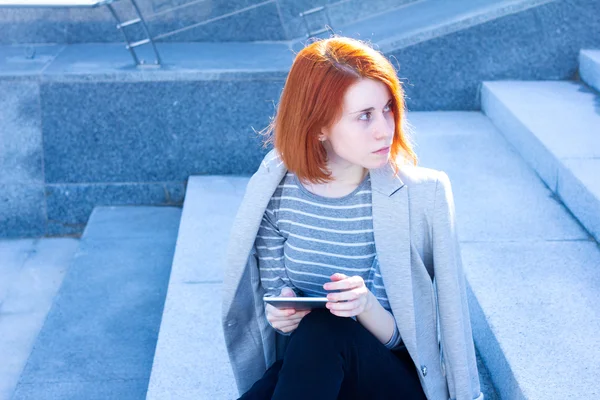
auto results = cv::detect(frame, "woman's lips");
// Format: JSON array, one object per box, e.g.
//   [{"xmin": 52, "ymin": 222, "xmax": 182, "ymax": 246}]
[{"xmin": 373, "ymin": 146, "xmax": 390, "ymax": 154}]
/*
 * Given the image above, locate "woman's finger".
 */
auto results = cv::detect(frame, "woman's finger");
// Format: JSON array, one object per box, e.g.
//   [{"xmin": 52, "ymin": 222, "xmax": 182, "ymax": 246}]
[
  {"xmin": 266, "ymin": 304, "xmax": 298, "ymax": 317},
  {"xmin": 268, "ymin": 309, "xmax": 309, "ymax": 323},
  {"xmin": 327, "ymin": 287, "xmax": 367, "ymax": 302},
  {"xmin": 327, "ymin": 298, "xmax": 361, "ymax": 311}
]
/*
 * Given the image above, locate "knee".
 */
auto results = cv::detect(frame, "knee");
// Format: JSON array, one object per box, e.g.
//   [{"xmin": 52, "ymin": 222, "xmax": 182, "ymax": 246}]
[{"xmin": 295, "ymin": 308, "xmax": 356, "ymax": 339}]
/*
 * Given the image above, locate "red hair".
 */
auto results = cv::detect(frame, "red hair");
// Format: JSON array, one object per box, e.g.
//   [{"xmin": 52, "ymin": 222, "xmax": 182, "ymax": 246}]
[{"xmin": 259, "ymin": 35, "xmax": 418, "ymax": 184}]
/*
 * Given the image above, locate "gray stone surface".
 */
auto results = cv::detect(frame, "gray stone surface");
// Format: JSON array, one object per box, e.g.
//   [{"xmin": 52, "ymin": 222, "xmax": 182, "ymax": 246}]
[
  {"xmin": 465, "ymin": 241, "xmax": 600, "ymax": 400},
  {"xmin": 279, "ymin": 0, "xmax": 417, "ymax": 40},
  {"xmin": 148, "ymin": 1, "xmax": 286, "ymax": 42},
  {"xmin": 0, "ymin": 0, "xmax": 285, "ymax": 44},
  {"xmin": 0, "ymin": 80, "xmax": 46, "ymax": 238},
  {"xmin": 45, "ymin": 182, "xmax": 185, "ymax": 232},
  {"xmin": 39, "ymin": 42, "xmax": 293, "ymax": 79},
  {"xmin": 12, "ymin": 379, "xmax": 149, "ymax": 400},
  {"xmin": 579, "ymin": 49, "xmax": 600, "ymax": 92},
  {"xmin": 40, "ymin": 79, "xmax": 282, "ymax": 183},
  {"xmin": 0, "ymin": 44, "xmax": 65, "ymax": 76},
  {"xmin": 0, "ymin": 238, "xmax": 79, "ymax": 400},
  {"xmin": 0, "ymin": 183, "xmax": 46, "ymax": 238},
  {"xmin": 408, "ymin": 111, "xmax": 598, "ymax": 400},
  {"xmin": 0, "ymin": 80, "xmax": 42, "ymax": 184},
  {"xmin": 408, "ymin": 111, "xmax": 589, "ymax": 242},
  {"xmin": 146, "ymin": 283, "xmax": 238, "ymax": 400},
  {"xmin": 12, "ymin": 207, "xmax": 181, "ymax": 400},
  {"xmin": 157, "ymin": 176, "xmax": 248, "ymax": 284},
  {"xmin": 291, "ymin": 0, "xmax": 553, "ymax": 53},
  {"xmin": 559, "ymin": 158, "xmax": 600, "ymax": 244},
  {"xmin": 481, "ymin": 80, "xmax": 600, "ymax": 241},
  {"xmin": 381, "ymin": 0, "xmax": 600, "ymax": 110},
  {"xmin": 146, "ymin": 176, "xmax": 244, "ymax": 399}
]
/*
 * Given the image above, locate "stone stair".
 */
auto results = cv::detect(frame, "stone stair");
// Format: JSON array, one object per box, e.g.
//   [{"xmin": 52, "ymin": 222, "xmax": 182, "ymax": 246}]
[
  {"xmin": 579, "ymin": 49, "xmax": 600, "ymax": 92},
  {"xmin": 4, "ymin": 206, "xmax": 181, "ymax": 399},
  {"xmin": 0, "ymin": 238, "xmax": 78, "ymax": 400},
  {"xmin": 410, "ymin": 111, "xmax": 598, "ymax": 400},
  {"xmin": 481, "ymin": 50, "xmax": 600, "ymax": 243}
]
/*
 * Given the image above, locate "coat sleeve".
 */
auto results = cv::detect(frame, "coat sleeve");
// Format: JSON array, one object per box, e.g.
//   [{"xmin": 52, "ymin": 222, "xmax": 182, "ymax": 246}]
[
  {"xmin": 255, "ymin": 204, "xmax": 300, "ymax": 336},
  {"xmin": 432, "ymin": 171, "xmax": 483, "ymax": 400}
]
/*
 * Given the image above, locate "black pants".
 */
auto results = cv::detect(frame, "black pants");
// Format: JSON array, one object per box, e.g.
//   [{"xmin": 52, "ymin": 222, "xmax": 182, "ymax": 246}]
[{"xmin": 238, "ymin": 308, "xmax": 428, "ymax": 400}]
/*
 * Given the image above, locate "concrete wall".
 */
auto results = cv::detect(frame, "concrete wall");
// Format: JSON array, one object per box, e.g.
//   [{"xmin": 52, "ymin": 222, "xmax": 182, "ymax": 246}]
[{"xmin": 0, "ymin": 0, "xmax": 416, "ymax": 44}]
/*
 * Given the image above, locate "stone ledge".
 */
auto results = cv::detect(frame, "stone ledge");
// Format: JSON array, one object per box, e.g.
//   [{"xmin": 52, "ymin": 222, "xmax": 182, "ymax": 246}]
[
  {"xmin": 579, "ymin": 49, "xmax": 600, "ymax": 93},
  {"xmin": 481, "ymin": 80, "xmax": 600, "ymax": 242}
]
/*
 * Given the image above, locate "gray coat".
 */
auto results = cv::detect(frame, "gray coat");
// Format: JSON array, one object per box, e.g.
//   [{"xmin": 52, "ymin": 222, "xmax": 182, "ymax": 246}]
[{"xmin": 221, "ymin": 149, "xmax": 483, "ymax": 400}]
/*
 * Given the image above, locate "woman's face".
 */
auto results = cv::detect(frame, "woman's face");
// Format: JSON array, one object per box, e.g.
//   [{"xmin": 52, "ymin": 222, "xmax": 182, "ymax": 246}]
[{"xmin": 320, "ymin": 78, "xmax": 395, "ymax": 172}]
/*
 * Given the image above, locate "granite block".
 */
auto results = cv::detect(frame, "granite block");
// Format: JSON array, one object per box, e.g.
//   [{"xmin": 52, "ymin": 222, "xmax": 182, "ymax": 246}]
[
  {"xmin": 382, "ymin": 0, "xmax": 600, "ymax": 110},
  {"xmin": 148, "ymin": 1, "xmax": 285, "ymax": 42},
  {"xmin": 0, "ymin": 238, "xmax": 35, "ymax": 306},
  {"xmin": 279, "ymin": 0, "xmax": 418, "ymax": 40},
  {"xmin": 0, "ymin": 0, "xmax": 284, "ymax": 44},
  {"xmin": 12, "ymin": 379, "xmax": 149, "ymax": 400},
  {"xmin": 0, "ymin": 238, "xmax": 78, "ymax": 400},
  {"xmin": 146, "ymin": 283, "xmax": 238, "ymax": 400},
  {"xmin": 0, "ymin": 80, "xmax": 43, "ymax": 184},
  {"xmin": 481, "ymin": 81, "xmax": 560, "ymax": 190},
  {"xmin": 80, "ymin": 205, "xmax": 181, "ymax": 240},
  {"xmin": 41, "ymin": 42, "xmax": 293, "ymax": 77},
  {"xmin": 0, "ymin": 183, "xmax": 46, "ymax": 238},
  {"xmin": 0, "ymin": 8, "xmax": 71, "ymax": 44},
  {"xmin": 145, "ymin": 176, "xmax": 243, "ymax": 399},
  {"xmin": 462, "ymin": 241, "xmax": 600, "ymax": 400},
  {"xmin": 40, "ymin": 79, "xmax": 282, "ymax": 182},
  {"xmin": 45, "ymin": 220, "xmax": 86, "ymax": 237},
  {"xmin": 15, "ymin": 208, "xmax": 179, "ymax": 398},
  {"xmin": 579, "ymin": 49, "xmax": 600, "ymax": 93},
  {"xmin": 45, "ymin": 182, "xmax": 185, "ymax": 227},
  {"xmin": 0, "ymin": 44, "xmax": 65, "ymax": 76},
  {"xmin": 483, "ymin": 81, "xmax": 600, "ymax": 159},
  {"xmin": 475, "ymin": 347, "xmax": 501, "ymax": 400},
  {"xmin": 558, "ymin": 159, "xmax": 600, "ymax": 242},
  {"xmin": 166, "ymin": 175, "xmax": 249, "ymax": 284},
  {"xmin": 407, "ymin": 111, "xmax": 589, "ymax": 242},
  {"xmin": 481, "ymin": 80, "xmax": 600, "ymax": 240}
]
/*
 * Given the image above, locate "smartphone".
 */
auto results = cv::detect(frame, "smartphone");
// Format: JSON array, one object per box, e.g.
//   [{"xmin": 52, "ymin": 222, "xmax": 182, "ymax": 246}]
[{"xmin": 263, "ymin": 296, "xmax": 329, "ymax": 310}]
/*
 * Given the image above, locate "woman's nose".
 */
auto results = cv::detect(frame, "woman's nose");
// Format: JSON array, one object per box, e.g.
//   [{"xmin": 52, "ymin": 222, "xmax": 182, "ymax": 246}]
[{"xmin": 374, "ymin": 114, "xmax": 394, "ymax": 139}]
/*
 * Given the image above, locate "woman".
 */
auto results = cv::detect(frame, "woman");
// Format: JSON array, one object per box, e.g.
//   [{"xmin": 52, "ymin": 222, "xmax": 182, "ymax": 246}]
[{"xmin": 221, "ymin": 36, "xmax": 483, "ymax": 400}]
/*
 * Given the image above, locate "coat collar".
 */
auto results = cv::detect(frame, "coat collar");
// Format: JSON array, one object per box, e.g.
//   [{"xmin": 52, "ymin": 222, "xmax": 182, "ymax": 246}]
[
  {"xmin": 262, "ymin": 152, "xmax": 406, "ymax": 196},
  {"xmin": 226, "ymin": 152, "xmax": 420, "ymax": 364}
]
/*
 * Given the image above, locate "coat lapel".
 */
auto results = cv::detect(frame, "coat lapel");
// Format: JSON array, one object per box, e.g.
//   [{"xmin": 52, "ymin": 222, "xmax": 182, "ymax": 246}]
[
  {"xmin": 369, "ymin": 164, "xmax": 420, "ymax": 363},
  {"xmin": 225, "ymin": 155, "xmax": 419, "ymax": 364}
]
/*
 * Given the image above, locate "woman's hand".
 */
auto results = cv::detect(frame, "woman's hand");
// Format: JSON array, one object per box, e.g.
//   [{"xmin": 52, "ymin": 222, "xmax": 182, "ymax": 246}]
[
  {"xmin": 323, "ymin": 273, "xmax": 374, "ymax": 317},
  {"xmin": 265, "ymin": 287, "xmax": 311, "ymax": 333}
]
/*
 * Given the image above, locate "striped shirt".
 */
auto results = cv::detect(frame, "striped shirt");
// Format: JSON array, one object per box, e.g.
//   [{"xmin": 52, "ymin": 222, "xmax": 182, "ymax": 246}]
[{"xmin": 255, "ymin": 171, "xmax": 403, "ymax": 350}]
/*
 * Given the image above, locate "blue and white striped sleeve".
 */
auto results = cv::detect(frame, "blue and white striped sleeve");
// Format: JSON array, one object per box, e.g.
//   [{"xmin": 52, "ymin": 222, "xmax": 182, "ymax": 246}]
[
  {"xmin": 255, "ymin": 203, "xmax": 298, "ymax": 336},
  {"xmin": 255, "ymin": 203, "xmax": 288, "ymax": 298},
  {"xmin": 384, "ymin": 323, "xmax": 403, "ymax": 350}
]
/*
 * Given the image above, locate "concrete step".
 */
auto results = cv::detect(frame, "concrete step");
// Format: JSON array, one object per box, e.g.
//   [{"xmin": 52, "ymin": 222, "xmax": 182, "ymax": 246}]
[
  {"xmin": 579, "ymin": 49, "xmax": 600, "ymax": 92},
  {"xmin": 410, "ymin": 111, "xmax": 597, "ymax": 400},
  {"xmin": 481, "ymin": 80, "xmax": 600, "ymax": 242},
  {"xmin": 0, "ymin": 238, "xmax": 79, "ymax": 400},
  {"xmin": 146, "ymin": 176, "xmax": 246, "ymax": 399},
  {"xmin": 10, "ymin": 206, "xmax": 181, "ymax": 400}
]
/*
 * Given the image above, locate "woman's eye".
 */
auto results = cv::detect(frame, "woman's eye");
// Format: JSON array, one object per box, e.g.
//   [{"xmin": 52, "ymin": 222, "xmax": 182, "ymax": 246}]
[
  {"xmin": 384, "ymin": 103, "xmax": 392, "ymax": 112},
  {"xmin": 359, "ymin": 112, "xmax": 372, "ymax": 121}
]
